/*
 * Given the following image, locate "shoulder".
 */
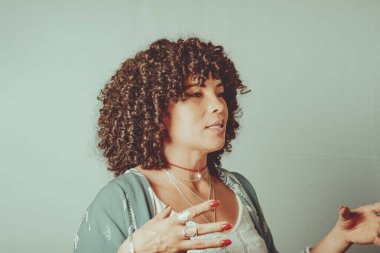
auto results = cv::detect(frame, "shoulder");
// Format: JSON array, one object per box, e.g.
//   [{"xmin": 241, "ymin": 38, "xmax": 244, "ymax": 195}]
[
  {"xmin": 81, "ymin": 168, "xmax": 152, "ymax": 226},
  {"xmin": 218, "ymin": 168, "xmax": 262, "ymax": 212},
  {"xmin": 90, "ymin": 169, "xmax": 147, "ymax": 205},
  {"xmin": 74, "ymin": 169, "xmax": 152, "ymax": 252},
  {"xmin": 219, "ymin": 168, "xmax": 258, "ymax": 195}
]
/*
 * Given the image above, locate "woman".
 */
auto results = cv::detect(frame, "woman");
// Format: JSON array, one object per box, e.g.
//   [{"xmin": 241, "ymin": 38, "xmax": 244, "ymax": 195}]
[{"xmin": 74, "ymin": 37, "xmax": 380, "ymax": 253}]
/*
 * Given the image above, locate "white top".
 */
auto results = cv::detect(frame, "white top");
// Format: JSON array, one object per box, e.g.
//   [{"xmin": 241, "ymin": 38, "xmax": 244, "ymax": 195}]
[{"xmin": 151, "ymin": 190, "xmax": 268, "ymax": 253}]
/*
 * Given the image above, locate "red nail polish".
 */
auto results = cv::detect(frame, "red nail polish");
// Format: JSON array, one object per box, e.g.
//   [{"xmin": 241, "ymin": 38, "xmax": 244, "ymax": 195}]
[
  {"xmin": 210, "ymin": 200, "xmax": 220, "ymax": 208},
  {"xmin": 222, "ymin": 224, "xmax": 232, "ymax": 231},
  {"xmin": 221, "ymin": 239, "xmax": 232, "ymax": 246}
]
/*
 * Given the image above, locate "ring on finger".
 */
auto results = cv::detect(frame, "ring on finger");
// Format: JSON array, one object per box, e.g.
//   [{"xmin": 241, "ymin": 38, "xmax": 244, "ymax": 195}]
[
  {"xmin": 178, "ymin": 209, "xmax": 192, "ymax": 225},
  {"xmin": 183, "ymin": 226, "xmax": 198, "ymax": 239}
]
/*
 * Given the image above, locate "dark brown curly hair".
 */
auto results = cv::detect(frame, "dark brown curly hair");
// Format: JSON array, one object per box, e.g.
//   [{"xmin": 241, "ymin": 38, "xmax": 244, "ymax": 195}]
[{"xmin": 97, "ymin": 37, "xmax": 250, "ymax": 177}]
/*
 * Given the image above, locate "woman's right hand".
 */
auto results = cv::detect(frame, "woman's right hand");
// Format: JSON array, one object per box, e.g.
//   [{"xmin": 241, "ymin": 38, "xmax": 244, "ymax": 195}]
[{"xmin": 117, "ymin": 199, "xmax": 233, "ymax": 253}]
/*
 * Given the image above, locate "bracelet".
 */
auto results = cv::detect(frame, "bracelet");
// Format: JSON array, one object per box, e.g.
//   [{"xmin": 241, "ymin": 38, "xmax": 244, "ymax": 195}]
[
  {"xmin": 129, "ymin": 234, "xmax": 135, "ymax": 253},
  {"xmin": 128, "ymin": 226, "xmax": 135, "ymax": 253}
]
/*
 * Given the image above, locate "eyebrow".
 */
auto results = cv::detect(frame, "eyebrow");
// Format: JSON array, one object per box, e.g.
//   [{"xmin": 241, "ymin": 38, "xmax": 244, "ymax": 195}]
[{"xmin": 184, "ymin": 82, "xmax": 224, "ymax": 89}]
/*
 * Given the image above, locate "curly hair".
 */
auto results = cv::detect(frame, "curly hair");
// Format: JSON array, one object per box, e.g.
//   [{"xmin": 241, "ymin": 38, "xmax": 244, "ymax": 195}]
[{"xmin": 97, "ymin": 37, "xmax": 250, "ymax": 177}]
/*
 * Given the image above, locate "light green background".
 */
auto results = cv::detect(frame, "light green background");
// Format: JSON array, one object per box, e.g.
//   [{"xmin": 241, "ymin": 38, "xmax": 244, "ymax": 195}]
[{"xmin": 0, "ymin": 0, "xmax": 379, "ymax": 252}]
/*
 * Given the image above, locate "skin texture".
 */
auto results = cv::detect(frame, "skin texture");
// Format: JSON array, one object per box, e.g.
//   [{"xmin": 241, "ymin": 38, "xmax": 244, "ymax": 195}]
[{"xmin": 163, "ymin": 72, "xmax": 228, "ymax": 173}]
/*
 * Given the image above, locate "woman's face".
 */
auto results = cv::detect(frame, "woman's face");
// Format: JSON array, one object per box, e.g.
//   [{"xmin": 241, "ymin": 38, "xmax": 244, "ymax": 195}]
[{"xmin": 164, "ymin": 72, "xmax": 228, "ymax": 154}]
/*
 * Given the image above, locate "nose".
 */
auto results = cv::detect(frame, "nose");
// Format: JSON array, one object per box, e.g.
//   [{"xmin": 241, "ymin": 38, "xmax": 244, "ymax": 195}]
[{"xmin": 207, "ymin": 94, "xmax": 225, "ymax": 114}]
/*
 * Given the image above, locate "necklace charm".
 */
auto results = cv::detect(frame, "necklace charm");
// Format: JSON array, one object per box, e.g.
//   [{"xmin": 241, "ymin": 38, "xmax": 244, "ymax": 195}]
[
  {"xmin": 168, "ymin": 162, "xmax": 207, "ymax": 182},
  {"xmin": 195, "ymin": 172, "xmax": 202, "ymax": 180}
]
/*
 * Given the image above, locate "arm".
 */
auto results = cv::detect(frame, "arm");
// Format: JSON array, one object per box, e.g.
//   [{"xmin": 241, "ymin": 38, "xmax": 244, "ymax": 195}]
[
  {"xmin": 74, "ymin": 182, "xmax": 131, "ymax": 253},
  {"xmin": 310, "ymin": 226, "xmax": 352, "ymax": 253}
]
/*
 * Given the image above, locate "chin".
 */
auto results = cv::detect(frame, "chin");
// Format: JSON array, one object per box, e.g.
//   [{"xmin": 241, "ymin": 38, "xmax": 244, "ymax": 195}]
[{"xmin": 207, "ymin": 141, "xmax": 225, "ymax": 153}]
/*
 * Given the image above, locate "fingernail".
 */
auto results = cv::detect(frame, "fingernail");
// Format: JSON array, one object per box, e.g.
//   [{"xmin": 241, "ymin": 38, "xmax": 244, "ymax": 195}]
[
  {"xmin": 222, "ymin": 224, "xmax": 232, "ymax": 231},
  {"xmin": 221, "ymin": 239, "xmax": 232, "ymax": 246},
  {"xmin": 210, "ymin": 200, "xmax": 220, "ymax": 208},
  {"xmin": 165, "ymin": 205, "xmax": 171, "ymax": 209},
  {"xmin": 339, "ymin": 205, "xmax": 346, "ymax": 211}
]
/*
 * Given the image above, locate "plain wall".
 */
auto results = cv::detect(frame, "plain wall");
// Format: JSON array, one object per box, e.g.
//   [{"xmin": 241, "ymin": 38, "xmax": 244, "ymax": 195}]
[{"xmin": 0, "ymin": 0, "xmax": 379, "ymax": 252}]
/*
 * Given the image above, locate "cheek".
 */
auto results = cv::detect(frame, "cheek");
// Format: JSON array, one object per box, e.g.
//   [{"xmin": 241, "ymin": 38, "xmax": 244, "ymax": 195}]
[{"xmin": 171, "ymin": 109, "xmax": 203, "ymax": 136}]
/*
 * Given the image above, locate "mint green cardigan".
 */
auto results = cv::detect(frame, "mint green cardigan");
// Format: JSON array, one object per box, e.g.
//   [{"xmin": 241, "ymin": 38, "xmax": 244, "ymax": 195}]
[{"xmin": 74, "ymin": 168, "xmax": 310, "ymax": 253}]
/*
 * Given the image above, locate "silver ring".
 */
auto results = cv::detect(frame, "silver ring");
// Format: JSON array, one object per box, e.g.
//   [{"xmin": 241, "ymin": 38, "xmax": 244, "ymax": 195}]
[
  {"xmin": 177, "ymin": 209, "xmax": 192, "ymax": 225},
  {"xmin": 182, "ymin": 226, "xmax": 198, "ymax": 239}
]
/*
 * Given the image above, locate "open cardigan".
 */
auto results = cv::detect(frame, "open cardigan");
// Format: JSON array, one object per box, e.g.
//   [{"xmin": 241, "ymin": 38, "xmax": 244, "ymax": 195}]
[{"xmin": 74, "ymin": 168, "xmax": 311, "ymax": 253}]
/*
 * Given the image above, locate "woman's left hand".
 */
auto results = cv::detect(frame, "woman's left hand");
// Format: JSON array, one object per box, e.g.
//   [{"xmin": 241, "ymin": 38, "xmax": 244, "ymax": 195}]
[{"xmin": 333, "ymin": 202, "xmax": 380, "ymax": 247}]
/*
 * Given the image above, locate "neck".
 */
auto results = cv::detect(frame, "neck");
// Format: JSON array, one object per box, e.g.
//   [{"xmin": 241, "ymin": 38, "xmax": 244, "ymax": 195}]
[{"xmin": 164, "ymin": 145, "xmax": 209, "ymax": 183}]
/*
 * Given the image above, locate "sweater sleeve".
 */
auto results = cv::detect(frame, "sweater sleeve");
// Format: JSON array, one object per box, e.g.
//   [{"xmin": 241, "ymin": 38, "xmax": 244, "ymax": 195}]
[{"xmin": 73, "ymin": 181, "xmax": 133, "ymax": 253}]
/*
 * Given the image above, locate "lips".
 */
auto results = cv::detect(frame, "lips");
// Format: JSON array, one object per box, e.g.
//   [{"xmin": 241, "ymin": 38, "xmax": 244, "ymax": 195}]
[{"xmin": 205, "ymin": 119, "xmax": 224, "ymax": 128}]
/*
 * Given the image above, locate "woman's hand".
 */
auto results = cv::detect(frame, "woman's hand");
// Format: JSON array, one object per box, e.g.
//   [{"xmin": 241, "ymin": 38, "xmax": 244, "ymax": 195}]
[
  {"xmin": 333, "ymin": 202, "xmax": 380, "ymax": 246},
  {"xmin": 117, "ymin": 199, "xmax": 233, "ymax": 253},
  {"xmin": 311, "ymin": 202, "xmax": 380, "ymax": 253}
]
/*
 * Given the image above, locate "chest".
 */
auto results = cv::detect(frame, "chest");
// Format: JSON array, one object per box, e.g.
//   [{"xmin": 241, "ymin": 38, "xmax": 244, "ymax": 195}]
[
  {"xmin": 151, "ymin": 188, "xmax": 268, "ymax": 253},
  {"xmin": 150, "ymin": 176, "xmax": 239, "ymax": 228}
]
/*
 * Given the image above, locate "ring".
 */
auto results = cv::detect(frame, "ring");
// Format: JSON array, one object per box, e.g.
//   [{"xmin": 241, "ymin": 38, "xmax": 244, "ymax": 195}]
[
  {"xmin": 177, "ymin": 209, "xmax": 192, "ymax": 225},
  {"xmin": 182, "ymin": 226, "xmax": 198, "ymax": 239}
]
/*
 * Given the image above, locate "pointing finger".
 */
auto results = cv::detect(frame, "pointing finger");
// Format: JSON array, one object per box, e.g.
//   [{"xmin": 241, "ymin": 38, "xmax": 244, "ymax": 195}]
[{"xmin": 182, "ymin": 200, "xmax": 220, "ymax": 223}]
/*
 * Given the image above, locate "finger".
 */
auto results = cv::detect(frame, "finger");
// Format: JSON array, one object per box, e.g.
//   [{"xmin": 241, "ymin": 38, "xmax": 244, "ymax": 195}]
[
  {"xmin": 156, "ymin": 205, "xmax": 172, "ymax": 219},
  {"xmin": 148, "ymin": 205, "xmax": 172, "ymax": 225},
  {"xmin": 339, "ymin": 205, "xmax": 354, "ymax": 221},
  {"xmin": 181, "ymin": 238, "xmax": 232, "ymax": 251},
  {"xmin": 196, "ymin": 222, "xmax": 233, "ymax": 236},
  {"xmin": 181, "ymin": 200, "xmax": 220, "ymax": 222}
]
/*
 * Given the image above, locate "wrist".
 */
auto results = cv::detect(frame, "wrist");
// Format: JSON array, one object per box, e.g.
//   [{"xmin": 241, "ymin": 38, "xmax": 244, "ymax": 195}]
[
  {"xmin": 326, "ymin": 226, "xmax": 352, "ymax": 253},
  {"xmin": 311, "ymin": 226, "xmax": 352, "ymax": 253}
]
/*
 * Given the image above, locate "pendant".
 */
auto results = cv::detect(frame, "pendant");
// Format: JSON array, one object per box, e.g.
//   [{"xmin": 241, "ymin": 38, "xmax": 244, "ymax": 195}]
[{"xmin": 195, "ymin": 172, "xmax": 202, "ymax": 180}]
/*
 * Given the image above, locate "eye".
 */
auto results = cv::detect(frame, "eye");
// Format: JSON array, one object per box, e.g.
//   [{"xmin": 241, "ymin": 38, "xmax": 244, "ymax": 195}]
[
  {"xmin": 217, "ymin": 92, "xmax": 225, "ymax": 97},
  {"xmin": 185, "ymin": 92, "xmax": 202, "ymax": 98}
]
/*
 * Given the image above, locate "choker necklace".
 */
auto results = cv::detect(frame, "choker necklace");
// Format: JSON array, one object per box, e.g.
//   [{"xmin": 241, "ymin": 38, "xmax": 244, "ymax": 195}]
[{"xmin": 167, "ymin": 162, "xmax": 207, "ymax": 181}]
